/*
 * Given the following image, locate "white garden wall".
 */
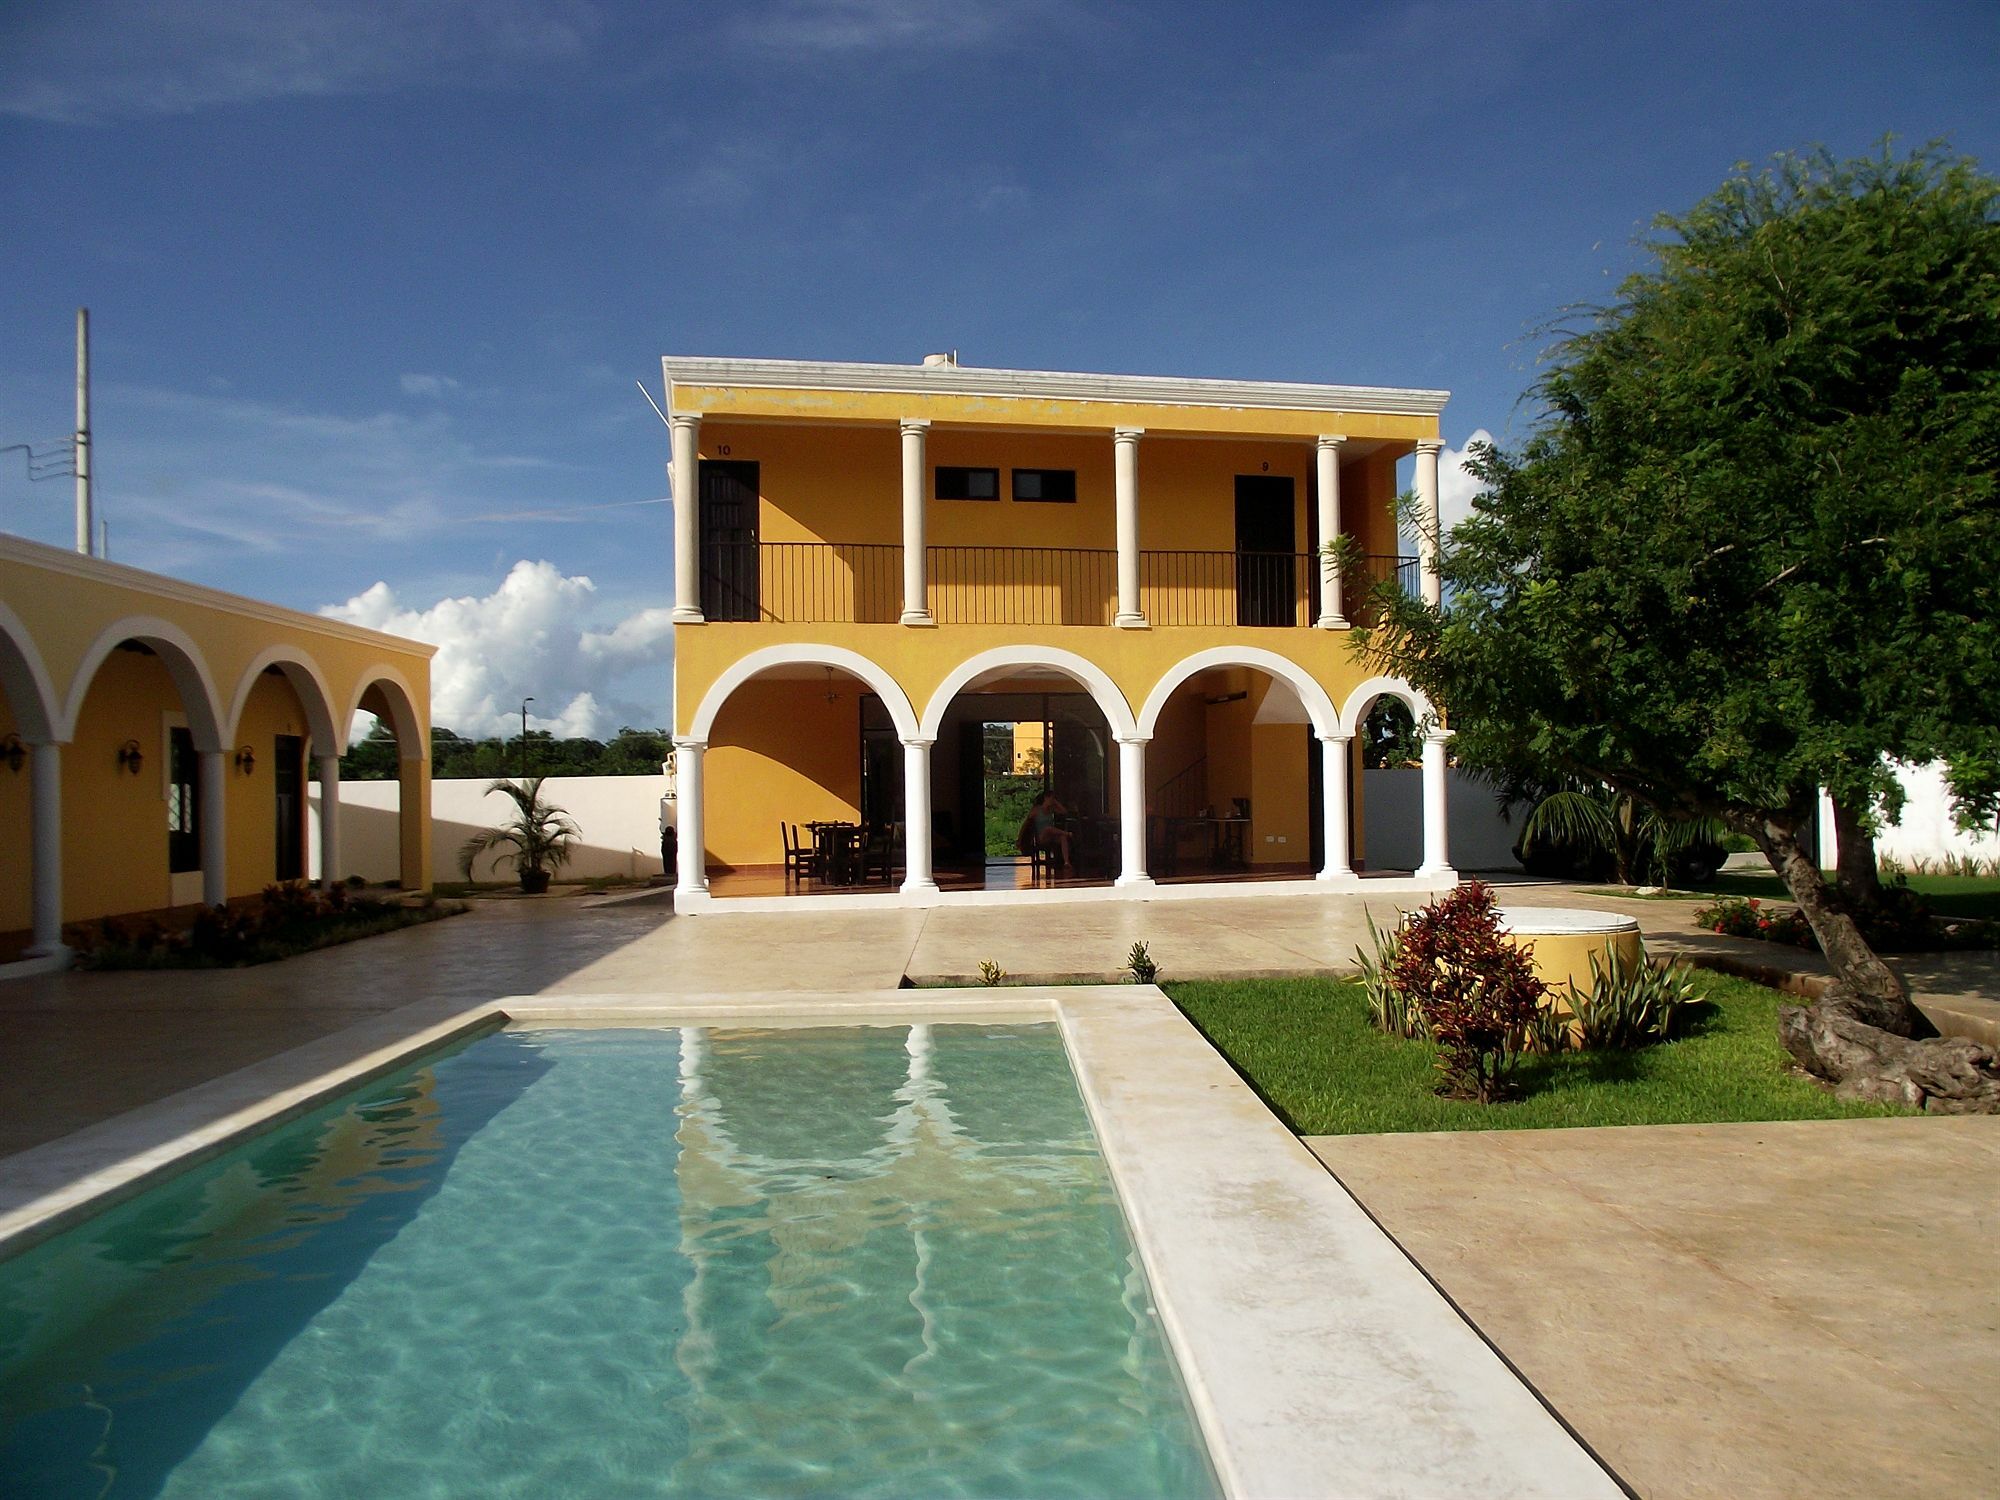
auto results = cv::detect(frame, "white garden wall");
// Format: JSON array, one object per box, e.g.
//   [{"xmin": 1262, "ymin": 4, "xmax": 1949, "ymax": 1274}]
[
  {"xmin": 310, "ymin": 774, "xmax": 672, "ymax": 885},
  {"xmin": 1817, "ymin": 762, "xmax": 2000, "ymax": 870}
]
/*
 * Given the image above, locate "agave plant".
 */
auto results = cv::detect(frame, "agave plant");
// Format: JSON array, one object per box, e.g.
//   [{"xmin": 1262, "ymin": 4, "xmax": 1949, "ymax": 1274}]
[{"xmin": 459, "ymin": 777, "xmax": 581, "ymax": 893}]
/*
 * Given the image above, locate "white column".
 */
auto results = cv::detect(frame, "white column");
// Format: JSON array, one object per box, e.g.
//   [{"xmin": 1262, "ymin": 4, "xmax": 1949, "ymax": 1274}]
[
  {"xmin": 1316, "ymin": 733, "xmax": 1355, "ymax": 882},
  {"xmin": 1315, "ymin": 434, "xmax": 1348, "ymax": 628},
  {"xmin": 26, "ymin": 740, "xmax": 65, "ymax": 957},
  {"xmin": 1113, "ymin": 428, "xmax": 1145, "ymax": 627},
  {"xmin": 1416, "ymin": 728, "xmax": 1456, "ymax": 881},
  {"xmin": 900, "ymin": 737, "xmax": 937, "ymax": 894},
  {"xmin": 316, "ymin": 753, "xmax": 342, "ymax": 888},
  {"xmin": 1414, "ymin": 437, "xmax": 1444, "ymax": 608},
  {"xmin": 899, "ymin": 419, "xmax": 933, "ymax": 625},
  {"xmin": 1115, "ymin": 735, "xmax": 1152, "ymax": 887},
  {"xmin": 199, "ymin": 747, "xmax": 228, "ymax": 907},
  {"xmin": 671, "ymin": 412, "xmax": 703, "ymax": 623},
  {"xmin": 674, "ymin": 738, "xmax": 708, "ymax": 895}
]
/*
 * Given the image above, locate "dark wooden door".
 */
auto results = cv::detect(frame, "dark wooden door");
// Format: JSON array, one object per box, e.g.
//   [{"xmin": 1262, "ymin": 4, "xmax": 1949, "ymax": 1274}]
[
  {"xmin": 699, "ymin": 459, "xmax": 761, "ymax": 621},
  {"xmin": 274, "ymin": 733, "xmax": 305, "ymax": 881},
  {"xmin": 1235, "ymin": 475, "xmax": 1296, "ymax": 626}
]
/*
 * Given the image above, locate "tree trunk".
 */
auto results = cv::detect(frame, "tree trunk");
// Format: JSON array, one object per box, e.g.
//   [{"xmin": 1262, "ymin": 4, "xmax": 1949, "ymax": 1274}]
[
  {"xmin": 1755, "ymin": 817, "xmax": 1913, "ymax": 1026},
  {"xmin": 1754, "ymin": 817, "xmax": 2000, "ymax": 1114},
  {"xmin": 1829, "ymin": 794, "xmax": 1886, "ymax": 914}
]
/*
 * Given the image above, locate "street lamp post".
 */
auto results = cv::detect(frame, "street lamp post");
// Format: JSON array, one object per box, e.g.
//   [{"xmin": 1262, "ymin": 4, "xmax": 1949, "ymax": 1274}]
[{"xmin": 520, "ymin": 697, "xmax": 535, "ymax": 778}]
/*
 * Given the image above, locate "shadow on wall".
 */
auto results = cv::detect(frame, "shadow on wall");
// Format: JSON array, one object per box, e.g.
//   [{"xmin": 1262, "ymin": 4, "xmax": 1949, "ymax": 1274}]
[{"xmin": 310, "ymin": 776, "xmax": 671, "ymax": 885}]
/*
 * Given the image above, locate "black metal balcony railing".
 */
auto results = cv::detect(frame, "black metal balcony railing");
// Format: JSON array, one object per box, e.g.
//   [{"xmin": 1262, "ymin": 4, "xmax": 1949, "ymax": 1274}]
[
  {"xmin": 698, "ymin": 541, "xmax": 1418, "ymax": 627},
  {"xmin": 1140, "ymin": 551, "xmax": 1311, "ymax": 627},
  {"xmin": 930, "ymin": 545, "xmax": 1117, "ymax": 626},
  {"xmin": 702, "ymin": 541, "xmax": 902, "ymax": 623}
]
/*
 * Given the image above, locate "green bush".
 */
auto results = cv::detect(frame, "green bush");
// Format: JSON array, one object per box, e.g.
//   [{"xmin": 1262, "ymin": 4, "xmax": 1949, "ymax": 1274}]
[{"xmin": 1561, "ymin": 946, "xmax": 1698, "ymax": 1051}]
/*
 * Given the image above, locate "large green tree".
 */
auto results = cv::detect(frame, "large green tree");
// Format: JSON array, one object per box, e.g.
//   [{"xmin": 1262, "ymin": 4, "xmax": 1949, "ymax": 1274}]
[{"xmin": 1366, "ymin": 142, "xmax": 2000, "ymax": 1109}]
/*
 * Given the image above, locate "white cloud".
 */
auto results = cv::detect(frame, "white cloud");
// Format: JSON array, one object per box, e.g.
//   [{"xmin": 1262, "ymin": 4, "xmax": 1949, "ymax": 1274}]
[
  {"xmin": 399, "ymin": 372, "xmax": 461, "ymax": 398},
  {"xmin": 1397, "ymin": 428, "xmax": 1494, "ymax": 554},
  {"xmin": 727, "ymin": 0, "xmax": 1060, "ymax": 55},
  {"xmin": 322, "ymin": 560, "xmax": 674, "ymax": 741},
  {"xmin": 1439, "ymin": 428, "xmax": 1495, "ymax": 534},
  {"xmin": 1, "ymin": 0, "xmax": 598, "ymax": 124}
]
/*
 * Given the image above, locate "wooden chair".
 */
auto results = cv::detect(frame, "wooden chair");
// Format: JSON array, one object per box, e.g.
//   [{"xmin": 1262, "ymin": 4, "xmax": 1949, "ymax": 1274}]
[
  {"xmin": 859, "ymin": 823, "xmax": 896, "ymax": 886},
  {"xmin": 781, "ymin": 822, "xmax": 815, "ymax": 886}
]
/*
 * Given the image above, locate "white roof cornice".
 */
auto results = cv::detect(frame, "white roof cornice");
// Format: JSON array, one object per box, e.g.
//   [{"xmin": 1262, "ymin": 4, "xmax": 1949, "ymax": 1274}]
[
  {"xmin": 0, "ymin": 531, "xmax": 437, "ymax": 658},
  {"xmin": 662, "ymin": 356, "xmax": 1449, "ymax": 418}
]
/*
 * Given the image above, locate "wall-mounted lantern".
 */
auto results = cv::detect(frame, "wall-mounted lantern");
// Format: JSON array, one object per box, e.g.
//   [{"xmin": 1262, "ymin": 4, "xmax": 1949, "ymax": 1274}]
[
  {"xmin": 1, "ymin": 734, "xmax": 24, "ymax": 773},
  {"xmin": 116, "ymin": 738, "xmax": 144, "ymax": 775},
  {"xmin": 235, "ymin": 744, "xmax": 256, "ymax": 775}
]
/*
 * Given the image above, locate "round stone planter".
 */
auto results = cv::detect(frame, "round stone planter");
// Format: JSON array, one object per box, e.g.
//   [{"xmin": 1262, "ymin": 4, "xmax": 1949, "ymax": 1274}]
[{"xmin": 1494, "ymin": 907, "xmax": 1643, "ymax": 999}]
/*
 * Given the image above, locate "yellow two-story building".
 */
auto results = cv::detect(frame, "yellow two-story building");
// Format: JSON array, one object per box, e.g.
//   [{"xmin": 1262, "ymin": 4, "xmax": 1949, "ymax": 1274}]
[{"xmin": 664, "ymin": 354, "xmax": 1457, "ymax": 910}]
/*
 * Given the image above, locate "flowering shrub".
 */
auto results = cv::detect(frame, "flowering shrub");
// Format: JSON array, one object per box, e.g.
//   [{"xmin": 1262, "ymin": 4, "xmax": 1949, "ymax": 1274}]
[
  {"xmin": 1691, "ymin": 895, "xmax": 1814, "ymax": 947},
  {"xmin": 1388, "ymin": 881, "xmax": 1547, "ymax": 1102}
]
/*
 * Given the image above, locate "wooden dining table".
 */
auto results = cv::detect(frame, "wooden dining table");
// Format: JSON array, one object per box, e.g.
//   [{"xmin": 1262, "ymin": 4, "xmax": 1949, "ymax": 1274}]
[{"xmin": 807, "ymin": 821, "xmax": 865, "ymax": 885}]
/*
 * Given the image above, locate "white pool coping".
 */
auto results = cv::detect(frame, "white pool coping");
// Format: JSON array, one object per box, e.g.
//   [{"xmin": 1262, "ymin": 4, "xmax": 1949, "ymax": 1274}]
[{"xmin": 0, "ymin": 987, "xmax": 1623, "ymax": 1499}]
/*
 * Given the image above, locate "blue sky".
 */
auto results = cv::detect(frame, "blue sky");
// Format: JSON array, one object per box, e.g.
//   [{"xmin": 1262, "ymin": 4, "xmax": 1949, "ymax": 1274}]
[{"xmin": 3, "ymin": 0, "xmax": 1996, "ymax": 736}]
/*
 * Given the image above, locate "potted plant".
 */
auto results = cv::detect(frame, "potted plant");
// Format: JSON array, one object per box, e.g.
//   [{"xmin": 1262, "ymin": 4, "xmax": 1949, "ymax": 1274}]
[{"xmin": 459, "ymin": 777, "xmax": 580, "ymax": 894}]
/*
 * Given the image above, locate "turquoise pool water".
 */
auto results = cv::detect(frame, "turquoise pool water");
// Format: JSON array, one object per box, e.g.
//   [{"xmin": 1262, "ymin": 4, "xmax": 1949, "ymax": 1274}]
[{"xmin": 0, "ymin": 1023, "xmax": 1216, "ymax": 1498}]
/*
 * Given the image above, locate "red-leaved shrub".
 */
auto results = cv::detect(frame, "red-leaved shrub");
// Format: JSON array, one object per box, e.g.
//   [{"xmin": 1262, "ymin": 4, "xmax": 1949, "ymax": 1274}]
[{"xmin": 1388, "ymin": 881, "xmax": 1547, "ymax": 1103}]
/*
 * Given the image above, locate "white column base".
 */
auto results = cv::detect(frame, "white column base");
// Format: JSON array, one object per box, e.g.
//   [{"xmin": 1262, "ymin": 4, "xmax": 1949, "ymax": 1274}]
[
  {"xmin": 1114, "ymin": 873, "xmax": 1156, "ymax": 889},
  {"xmin": 1415, "ymin": 863, "xmax": 1459, "ymax": 883},
  {"xmin": 1314, "ymin": 869, "xmax": 1361, "ymax": 886},
  {"xmin": 900, "ymin": 876, "xmax": 940, "ymax": 895},
  {"xmin": 898, "ymin": 610, "xmax": 936, "ymax": 627},
  {"xmin": 1114, "ymin": 613, "xmax": 1149, "ymax": 629},
  {"xmin": 671, "ymin": 606, "xmax": 705, "ymax": 624},
  {"xmin": 1315, "ymin": 613, "xmax": 1350, "ymax": 630}
]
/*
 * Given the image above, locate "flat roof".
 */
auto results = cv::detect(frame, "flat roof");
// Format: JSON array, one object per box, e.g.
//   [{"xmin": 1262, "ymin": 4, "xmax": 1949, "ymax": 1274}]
[{"xmin": 663, "ymin": 355, "xmax": 1449, "ymax": 419}]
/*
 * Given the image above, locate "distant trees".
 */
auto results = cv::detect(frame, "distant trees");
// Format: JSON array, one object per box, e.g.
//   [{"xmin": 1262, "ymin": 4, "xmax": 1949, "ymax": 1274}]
[{"xmin": 337, "ymin": 723, "xmax": 673, "ymax": 781}]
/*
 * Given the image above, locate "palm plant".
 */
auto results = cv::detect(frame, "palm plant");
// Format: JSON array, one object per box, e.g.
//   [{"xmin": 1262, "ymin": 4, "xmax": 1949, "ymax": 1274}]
[
  {"xmin": 459, "ymin": 777, "xmax": 580, "ymax": 893},
  {"xmin": 1520, "ymin": 782, "xmax": 1723, "ymax": 888}
]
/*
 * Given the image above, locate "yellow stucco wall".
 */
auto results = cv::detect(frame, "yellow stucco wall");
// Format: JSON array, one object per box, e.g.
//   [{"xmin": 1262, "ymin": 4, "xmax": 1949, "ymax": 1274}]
[
  {"xmin": 673, "ymin": 380, "xmax": 1437, "ymax": 877},
  {"xmin": 705, "ymin": 681, "xmax": 863, "ymax": 869},
  {"xmin": 0, "ymin": 536, "xmax": 436, "ymax": 943}
]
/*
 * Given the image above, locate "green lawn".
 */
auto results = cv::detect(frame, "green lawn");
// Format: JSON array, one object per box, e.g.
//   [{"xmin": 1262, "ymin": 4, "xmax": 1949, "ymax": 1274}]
[
  {"xmin": 1587, "ymin": 872, "xmax": 2000, "ymax": 921},
  {"xmin": 1164, "ymin": 973, "xmax": 1907, "ymax": 1136}
]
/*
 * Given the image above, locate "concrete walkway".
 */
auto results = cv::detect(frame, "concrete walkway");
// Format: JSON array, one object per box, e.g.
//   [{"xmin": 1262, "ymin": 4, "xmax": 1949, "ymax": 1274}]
[{"xmin": 1309, "ymin": 1117, "xmax": 2000, "ymax": 1499}]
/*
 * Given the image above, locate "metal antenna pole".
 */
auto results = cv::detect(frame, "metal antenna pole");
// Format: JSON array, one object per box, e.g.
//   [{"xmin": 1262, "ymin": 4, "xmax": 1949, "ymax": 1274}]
[{"xmin": 75, "ymin": 308, "xmax": 92, "ymax": 556}]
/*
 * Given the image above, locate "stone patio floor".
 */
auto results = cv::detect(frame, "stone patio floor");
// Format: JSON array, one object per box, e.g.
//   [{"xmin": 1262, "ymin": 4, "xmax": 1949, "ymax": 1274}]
[{"xmin": 2, "ymin": 878, "xmax": 1995, "ymax": 1497}]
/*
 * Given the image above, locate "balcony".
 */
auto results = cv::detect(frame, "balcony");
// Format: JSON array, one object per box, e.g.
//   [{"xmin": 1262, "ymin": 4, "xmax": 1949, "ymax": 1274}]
[{"xmin": 699, "ymin": 543, "xmax": 1418, "ymax": 627}]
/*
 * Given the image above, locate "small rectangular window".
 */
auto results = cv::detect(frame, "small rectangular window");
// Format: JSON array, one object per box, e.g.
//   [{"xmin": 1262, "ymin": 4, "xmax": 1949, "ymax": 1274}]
[
  {"xmin": 1012, "ymin": 468, "xmax": 1077, "ymax": 503},
  {"xmin": 935, "ymin": 466, "xmax": 999, "ymax": 501}
]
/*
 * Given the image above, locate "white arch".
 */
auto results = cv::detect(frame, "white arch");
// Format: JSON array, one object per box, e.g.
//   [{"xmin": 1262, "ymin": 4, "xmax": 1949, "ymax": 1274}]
[
  {"xmin": 0, "ymin": 597, "xmax": 61, "ymax": 742},
  {"xmin": 60, "ymin": 616, "xmax": 228, "ymax": 752},
  {"xmin": 1336, "ymin": 674, "xmax": 1438, "ymax": 739},
  {"xmin": 1137, "ymin": 645, "xmax": 1339, "ymax": 739},
  {"xmin": 918, "ymin": 645, "xmax": 1137, "ymax": 741},
  {"xmin": 688, "ymin": 643, "xmax": 919, "ymax": 742},
  {"xmin": 226, "ymin": 645, "xmax": 341, "ymax": 750},
  {"xmin": 344, "ymin": 664, "xmax": 426, "ymax": 755}
]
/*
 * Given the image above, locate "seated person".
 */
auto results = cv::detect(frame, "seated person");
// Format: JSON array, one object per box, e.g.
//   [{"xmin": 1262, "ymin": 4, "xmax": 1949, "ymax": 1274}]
[{"xmin": 1016, "ymin": 791, "xmax": 1074, "ymax": 870}]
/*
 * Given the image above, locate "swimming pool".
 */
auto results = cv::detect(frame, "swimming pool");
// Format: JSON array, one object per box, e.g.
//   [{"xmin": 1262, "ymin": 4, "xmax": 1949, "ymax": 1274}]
[{"xmin": 0, "ymin": 1023, "xmax": 1217, "ymax": 1498}]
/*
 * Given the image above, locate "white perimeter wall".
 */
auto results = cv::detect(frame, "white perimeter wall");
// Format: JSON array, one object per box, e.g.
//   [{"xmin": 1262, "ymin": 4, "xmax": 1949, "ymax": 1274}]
[
  {"xmin": 1818, "ymin": 762, "xmax": 2000, "ymax": 869},
  {"xmin": 306, "ymin": 761, "xmax": 1999, "ymax": 887},
  {"xmin": 1362, "ymin": 768, "xmax": 1521, "ymax": 873},
  {"xmin": 310, "ymin": 774, "xmax": 671, "ymax": 884}
]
